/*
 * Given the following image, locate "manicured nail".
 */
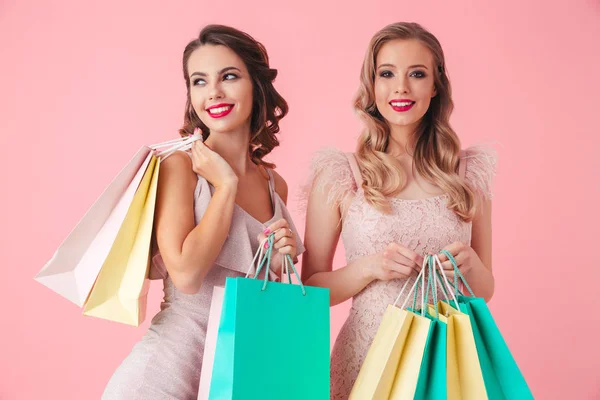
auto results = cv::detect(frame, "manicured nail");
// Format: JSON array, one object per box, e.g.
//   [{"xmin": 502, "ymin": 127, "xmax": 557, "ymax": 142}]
[
  {"xmin": 263, "ymin": 228, "xmax": 271, "ymax": 235},
  {"xmin": 264, "ymin": 242, "xmax": 269, "ymax": 249}
]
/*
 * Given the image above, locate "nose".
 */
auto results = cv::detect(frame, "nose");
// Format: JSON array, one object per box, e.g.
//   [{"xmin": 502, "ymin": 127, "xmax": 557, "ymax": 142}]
[
  {"xmin": 395, "ymin": 75, "xmax": 410, "ymax": 95},
  {"xmin": 208, "ymin": 81, "xmax": 224, "ymax": 101}
]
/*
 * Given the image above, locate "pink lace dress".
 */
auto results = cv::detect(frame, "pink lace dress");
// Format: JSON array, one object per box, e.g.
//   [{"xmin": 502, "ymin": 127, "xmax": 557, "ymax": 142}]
[{"xmin": 306, "ymin": 147, "xmax": 496, "ymax": 400}]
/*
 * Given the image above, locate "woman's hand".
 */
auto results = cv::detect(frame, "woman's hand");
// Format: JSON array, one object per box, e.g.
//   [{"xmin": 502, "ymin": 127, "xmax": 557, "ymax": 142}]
[
  {"xmin": 438, "ymin": 242, "xmax": 484, "ymax": 280},
  {"xmin": 190, "ymin": 137, "xmax": 238, "ymax": 189},
  {"xmin": 362, "ymin": 243, "xmax": 424, "ymax": 281},
  {"xmin": 257, "ymin": 219, "xmax": 297, "ymax": 275}
]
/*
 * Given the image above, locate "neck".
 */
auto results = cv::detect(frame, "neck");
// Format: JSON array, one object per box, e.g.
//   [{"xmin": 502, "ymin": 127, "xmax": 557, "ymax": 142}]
[
  {"xmin": 387, "ymin": 122, "xmax": 419, "ymax": 156},
  {"xmin": 205, "ymin": 125, "xmax": 255, "ymax": 176}
]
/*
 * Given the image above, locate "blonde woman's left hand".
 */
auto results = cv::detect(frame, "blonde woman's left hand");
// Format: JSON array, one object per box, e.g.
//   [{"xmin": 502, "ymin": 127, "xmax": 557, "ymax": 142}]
[
  {"xmin": 256, "ymin": 218, "xmax": 297, "ymax": 274},
  {"xmin": 437, "ymin": 242, "xmax": 484, "ymax": 280}
]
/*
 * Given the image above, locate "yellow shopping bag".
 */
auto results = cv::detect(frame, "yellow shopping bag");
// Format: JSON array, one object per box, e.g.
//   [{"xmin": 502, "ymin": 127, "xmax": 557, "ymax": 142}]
[
  {"xmin": 440, "ymin": 301, "xmax": 487, "ymax": 400},
  {"xmin": 427, "ymin": 253, "xmax": 488, "ymax": 400},
  {"xmin": 350, "ymin": 264, "xmax": 431, "ymax": 400},
  {"xmin": 83, "ymin": 155, "xmax": 159, "ymax": 326},
  {"xmin": 388, "ymin": 310, "xmax": 430, "ymax": 399},
  {"xmin": 349, "ymin": 305, "xmax": 414, "ymax": 400}
]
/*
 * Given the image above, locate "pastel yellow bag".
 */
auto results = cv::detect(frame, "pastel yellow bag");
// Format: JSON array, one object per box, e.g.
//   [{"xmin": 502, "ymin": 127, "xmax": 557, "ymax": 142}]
[
  {"xmin": 83, "ymin": 156, "xmax": 159, "ymax": 326},
  {"xmin": 429, "ymin": 255, "xmax": 488, "ymax": 400},
  {"xmin": 350, "ymin": 261, "xmax": 431, "ymax": 400},
  {"xmin": 388, "ymin": 309, "xmax": 430, "ymax": 398}
]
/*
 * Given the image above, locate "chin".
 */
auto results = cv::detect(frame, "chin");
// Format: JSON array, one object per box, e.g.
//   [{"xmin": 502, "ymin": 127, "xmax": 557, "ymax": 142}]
[{"xmin": 388, "ymin": 117, "xmax": 418, "ymax": 127}]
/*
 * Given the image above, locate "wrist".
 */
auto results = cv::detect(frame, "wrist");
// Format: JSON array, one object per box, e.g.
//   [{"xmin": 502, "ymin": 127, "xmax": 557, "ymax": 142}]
[
  {"xmin": 464, "ymin": 249, "xmax": 483, "ymax": 277},
  {"xmin": 214, "ymin": 178, "xmax": 238, "ymax": 194},
  {"xmin": 356, "ymin": 256, "xmax": 376, "ymax": 283}
]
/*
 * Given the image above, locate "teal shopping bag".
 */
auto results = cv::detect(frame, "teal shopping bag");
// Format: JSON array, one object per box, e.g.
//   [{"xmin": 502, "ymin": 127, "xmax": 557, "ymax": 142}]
[
  {"xmin": 413, "ymin": 315, "xmax": 447, "ymax": 400},
  {"xmin": 438, "ymin": 250, "xmax": 534, "ymax": 400},
  {"xmin": 209, "ymin": 238, "xmax": 330, "ymax": 400}
]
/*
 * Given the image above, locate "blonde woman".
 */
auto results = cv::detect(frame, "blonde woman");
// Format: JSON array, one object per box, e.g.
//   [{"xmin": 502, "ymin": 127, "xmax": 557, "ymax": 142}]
[{"xmin": 301, "ymin": 22, "xmax": 497, "ymax": 398}]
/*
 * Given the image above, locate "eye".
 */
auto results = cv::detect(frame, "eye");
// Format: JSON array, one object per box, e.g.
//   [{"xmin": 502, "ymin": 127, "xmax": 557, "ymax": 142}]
[
  {"xmin": 192, "ymin": 78, "xmax": 206, "ymax": 86},
  {"xmin": 223, "ymin": 73, "xmax": 238, "ymax": 81},
  {"xmin": 379, "ymin": 70, "xmax": 394, "ymax": 78},
  {"xmin": 409, "ymin": 70, "xmax": 426, "ymax": 78}
]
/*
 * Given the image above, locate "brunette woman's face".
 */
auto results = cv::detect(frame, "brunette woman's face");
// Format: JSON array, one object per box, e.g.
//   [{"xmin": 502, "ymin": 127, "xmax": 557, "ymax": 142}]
[
  {"xmin": 187, "ymin": 44, "xmax": 253, "ymax": 134},
  {"xmin": 374, "ymin": 39, "xmax": 437, "ymax": 132}
]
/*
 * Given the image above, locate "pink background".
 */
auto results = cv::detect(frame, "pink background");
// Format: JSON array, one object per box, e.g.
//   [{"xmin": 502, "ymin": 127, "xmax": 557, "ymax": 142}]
[{"xmin": 2, "ymin": 1, "xmax": 599, "ymax": 399}]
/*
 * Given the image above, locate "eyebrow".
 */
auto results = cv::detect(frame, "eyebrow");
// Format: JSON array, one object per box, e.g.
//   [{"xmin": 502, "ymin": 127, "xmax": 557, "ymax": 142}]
[
  {"xmin": 190, "ymin": 66, "xmax": 241, "ymax": 78},
  {"xmin": 377, "ymin": 63, "xmax": 429, "ymax": 70}
]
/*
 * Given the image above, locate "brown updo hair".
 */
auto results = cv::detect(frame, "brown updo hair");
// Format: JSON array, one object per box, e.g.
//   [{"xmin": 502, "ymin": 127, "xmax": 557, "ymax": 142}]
[{"xmin": 180, "ymin": 25, "xmax": 288, "ymax": 168}]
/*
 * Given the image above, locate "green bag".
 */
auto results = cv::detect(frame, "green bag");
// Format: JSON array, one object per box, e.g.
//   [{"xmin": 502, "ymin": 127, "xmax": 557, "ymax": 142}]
[
  {"xmin": 438, "ymin": 250, "xmax": 534, "ymax": 400},
  {"xmin": 209, "ymin": 236, "xmax": 330, "ymax": 400}
]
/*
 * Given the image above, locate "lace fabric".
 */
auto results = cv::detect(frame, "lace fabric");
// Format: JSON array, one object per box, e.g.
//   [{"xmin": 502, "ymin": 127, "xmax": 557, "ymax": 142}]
[{"xmin": 302, "ymin": 147, "xmax": 497, "ymax": 399}]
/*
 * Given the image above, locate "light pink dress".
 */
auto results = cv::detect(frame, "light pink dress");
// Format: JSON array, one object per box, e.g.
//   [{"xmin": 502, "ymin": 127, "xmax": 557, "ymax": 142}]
[
  {"xmin": 306, "ymin": 147, "xmax": 496, "ymax": 400},
  {"xmin": 102, "ymin": 167, "xmax": 305, "ymax": 400}
]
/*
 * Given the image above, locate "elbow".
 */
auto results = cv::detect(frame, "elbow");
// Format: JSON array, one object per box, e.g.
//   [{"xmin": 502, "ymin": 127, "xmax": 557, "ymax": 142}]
[
  {"xmin": 170, "ymin": 273, "xmax": 203, "ymax": 295},
  {"xmin": 162, "ymin": 256, "xmax": 206, "ymax": 295},
  {"xmin": 305, "ymin": 274, "xmax": 338, "ymax": 308},
  {"xmin": 176, "ymin": 282, "xmax": 202, "ymax": 295},
  {"xmin": 330, "ymin": 296, "xmax": 343, "ymax": 308},
  {"xmin": 482, "ymin": 280, "xmax": 495, "ymax": 303},
  {"xmin": 483, "ymin": 289, "xmax": 495, "ymax": 303}
]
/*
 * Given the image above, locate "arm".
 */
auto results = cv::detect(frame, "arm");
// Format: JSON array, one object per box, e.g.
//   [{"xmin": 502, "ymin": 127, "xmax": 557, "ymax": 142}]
[
  {"xmin": 301, "ymin": 151, "xmax": 423, "ymax": 306},
  {"xmin": 441, "ymin": 146, "xmax": 496, "ymax": 302},
  {"xmin": 466, "ymin": 199, "xmax": 495, "ymax": 301},
  {"xmin": 154, "ymin": 151, "xmax": 238, "ymax": 294},
  {"xmin": 301, "ymin": 183, "xmax": 374, "ymax": 306},
  {"xmin": 440, "ymin": 199, "xmax": 495, "ymax": 302}
]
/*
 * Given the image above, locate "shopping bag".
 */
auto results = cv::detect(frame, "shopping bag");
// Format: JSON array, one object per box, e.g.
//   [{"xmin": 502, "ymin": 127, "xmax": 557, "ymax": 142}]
[
  {"xmin": 414, "ymin": 255, "xmax": 448, "ymax": 400},
  {"xmin": 389, "ymin": 273, "xmax": 432, "ymax": 399},
  {"xmin": 35, "ymin": 134, "xmax": 201, "ymax": 314},
  {"xmin": 198, "ymin": 286, "xmax": 225, "ymax": 400},
  {"xmin": 439, "ymin": 250, "xmax": 534, "ymax": 399},
  {"xmin": 209, "ymin": 237, "xmax": 330, "ymax": 399},
  {"xmin": 82, "ymin": 156, "xmax": 159, "ymax": 325},
  {"xmin": 350, "ymin": 259, "xmax": 431, "ymax": 400},
  {"xmin": 35, "ymin": 149, "xmax": 153, "ymax": 306},
  {"xmin": 430, "ymin": 255, "xmax": 487, "ymax": 400}
]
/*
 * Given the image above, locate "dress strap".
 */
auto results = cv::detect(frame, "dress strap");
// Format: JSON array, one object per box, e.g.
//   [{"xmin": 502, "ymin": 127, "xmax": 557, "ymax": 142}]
[
  {"xmin": 458, "ymin": 150, "xmax": 467, "ymax": 179},
  {"xmin": 345, "ymin": 153, "xmax": 363, "ymax": 188}
]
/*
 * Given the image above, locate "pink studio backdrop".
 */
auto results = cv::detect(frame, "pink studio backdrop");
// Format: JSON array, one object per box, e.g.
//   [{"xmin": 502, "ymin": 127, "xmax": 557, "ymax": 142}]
[{"xmin": 1, "ymin": 1, "xmax": 599, "ymax": 399}]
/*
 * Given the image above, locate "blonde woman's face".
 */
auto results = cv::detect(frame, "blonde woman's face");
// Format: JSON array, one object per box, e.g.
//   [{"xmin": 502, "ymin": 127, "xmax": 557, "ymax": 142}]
[
  {"xmin": 187, "ymin": 44, "xmax": 254, "ymax": 135},
  {"xmin": 374, "ymin": 39, "xmax": 437, "ymax": 132}
]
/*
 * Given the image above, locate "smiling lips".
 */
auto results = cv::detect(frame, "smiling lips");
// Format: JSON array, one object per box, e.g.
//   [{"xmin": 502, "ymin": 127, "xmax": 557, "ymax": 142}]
[
  {"xmin": 206, "ymin": 103, "xmax": 234, "ymax": 118},
  {"xmin": 390, "ymin": 99, "xmax": 415, "ymax": 112}
]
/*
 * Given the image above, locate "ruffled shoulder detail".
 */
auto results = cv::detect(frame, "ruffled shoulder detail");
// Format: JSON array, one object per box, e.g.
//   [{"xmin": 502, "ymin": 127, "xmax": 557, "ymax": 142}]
[
  {"xmin": 462, "ymin": 145, "xmax": 498, "ymax": 200},
  {"xmin": 297, "ymin": 147, "xmax": 358, "ymax": 213}
]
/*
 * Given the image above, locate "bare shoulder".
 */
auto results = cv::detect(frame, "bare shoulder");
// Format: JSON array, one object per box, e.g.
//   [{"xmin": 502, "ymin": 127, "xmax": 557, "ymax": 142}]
[
  {"xmin": 160, "ymin": 150, "xmax": 192, "ymax": 170},
  {"xmin": 269, "ymin": 168, "xmax": 288, "ymax": 204},
  {"xmin": 158, "ymin": 151, "xmax": 196, "ymax": 189}
]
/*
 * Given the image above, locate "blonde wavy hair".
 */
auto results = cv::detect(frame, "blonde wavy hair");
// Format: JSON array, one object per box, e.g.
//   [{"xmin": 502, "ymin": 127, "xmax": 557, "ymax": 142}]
[{"xmin": 354, "ymin": 22, "xmax": 476, "ymax": 221}]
